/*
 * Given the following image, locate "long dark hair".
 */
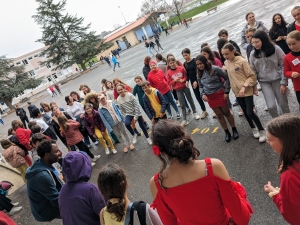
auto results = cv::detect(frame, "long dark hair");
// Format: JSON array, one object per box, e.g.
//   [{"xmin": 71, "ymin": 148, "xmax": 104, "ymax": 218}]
[
  {"xmin": 252, "ymin": 30, "xmax": 276, "ymax": 58},
  {"xmin": 195, "ymin": 54, "xmax": 212, "ymax": 78},
  {"xmin": 156, "ymin": 53, "xmax": 167, "ymax": 63},
  {"xmin": 266, "ymin": 114, "xmax": 300, "ymax": 174},
  {"xmin": 97, "ymin": 164, "xmax": 127, "ymax": 222},
  {"xmin": 201, "ymin": 47, "xmax": 216, "ymax": 65},
  {"xmin": 269, "ymin": 13, "xmax": 288, "ymax": 38},
  {"xmin": 152, "ymin": 120, "xmax": 200, "ymax": 174}
]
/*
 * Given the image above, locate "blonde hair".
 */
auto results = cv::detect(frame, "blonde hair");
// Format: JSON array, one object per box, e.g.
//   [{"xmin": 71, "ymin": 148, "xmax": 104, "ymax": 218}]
[
  {"xmin": 11, "ymin": 120, "xmax": 24, "ymax": 131},
  {"xmin": 57, "ymin": 115, "xmax": 69, "ymax": 132},
  {"xmin": 287, "ymin": 30, "xmax": 300, "ymax": 41},
  {"xmin": 0, "ymin": 139, "xmax": 15, "ymax": 149}
]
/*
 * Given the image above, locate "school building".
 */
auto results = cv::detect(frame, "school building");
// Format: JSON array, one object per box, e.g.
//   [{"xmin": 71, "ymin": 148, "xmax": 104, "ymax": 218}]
[{"xmin": 98, "ymin": 12, "xmax": 163, "ymax": 59}]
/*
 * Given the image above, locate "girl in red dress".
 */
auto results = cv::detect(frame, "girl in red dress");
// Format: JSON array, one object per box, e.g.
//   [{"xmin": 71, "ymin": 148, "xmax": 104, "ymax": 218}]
[{"xmin": 150, "ymin": 120, "xmax": 253, "ymax": 225}]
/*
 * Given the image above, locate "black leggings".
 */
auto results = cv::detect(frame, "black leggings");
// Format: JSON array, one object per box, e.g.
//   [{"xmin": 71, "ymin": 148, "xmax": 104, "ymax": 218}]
[
  {"xmin": 296, "ymin": 91, "xmax": 300, "ymax": 105},
  {"xmin": 0, "ymin": 195, "xmax": 13, "ymax": 212},
  {"xmin": 236, "ymin": 96, "xmax": 264, "ymax": 131},
  {"xmin": 75, "ymin": 141, "xmax": 94, "ymax": 158},
  {"xmin": 192, "ymin": 86, "xmax": 206, "ymax": 111},
  {"xmin": 173, "ymin": 89, "xmax": 178, "ymax": 100}
]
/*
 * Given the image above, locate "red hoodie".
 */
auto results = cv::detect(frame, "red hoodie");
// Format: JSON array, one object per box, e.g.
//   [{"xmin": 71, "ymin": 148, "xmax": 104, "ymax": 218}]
[
  {"xmin": 284, "ymin": 52, "xmax": 300, "ymax": 91},
  {"xmin": 167, "ymin": 66, "xmax": 187, "ymax": 91},
  {"xmin": 15, "ymin": 127, "xmax": 32, "ymax": 150},
  {"xmin": 148, "ymin": 68, "xmax": 170, "ymax": 95},
  {"xmin": 272, "ymin": 161, "xmax": 300, "ymax": 224}
]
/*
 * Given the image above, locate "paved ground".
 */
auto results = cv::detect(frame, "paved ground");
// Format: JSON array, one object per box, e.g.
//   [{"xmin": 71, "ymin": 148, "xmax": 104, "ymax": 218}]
[{"xmin": 3, "ymin": 0, "xmax": 298, "ymax": 224}]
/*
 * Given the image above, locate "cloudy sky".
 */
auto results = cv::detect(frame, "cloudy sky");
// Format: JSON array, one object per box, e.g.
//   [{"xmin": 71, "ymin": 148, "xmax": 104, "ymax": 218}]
[{"xmin": 0, "ymin": 0, "xmax": 142, "ymax": 58}]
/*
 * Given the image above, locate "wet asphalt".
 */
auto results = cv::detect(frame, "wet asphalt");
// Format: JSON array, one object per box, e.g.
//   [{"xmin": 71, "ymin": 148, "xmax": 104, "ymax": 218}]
[{"xmin": 4, "ymin": 0, "xmax": 298, "ymax": 224}]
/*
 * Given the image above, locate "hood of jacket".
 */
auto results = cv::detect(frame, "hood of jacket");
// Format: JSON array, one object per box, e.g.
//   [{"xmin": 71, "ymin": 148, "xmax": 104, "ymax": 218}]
[
  {"xmin": 242, "ymin": 20, "xmax": 265, "ymax": 32},
  {"xmin": 62, "ymin": 151, "xmax": 91, "ymax": 183},
  {"xmin": 84, "ymin": 92, "xmax": 99, "ymax": 105},
  {"xmin": 25, "ymin": 159, "xmax": 54, "ymax": 179}
]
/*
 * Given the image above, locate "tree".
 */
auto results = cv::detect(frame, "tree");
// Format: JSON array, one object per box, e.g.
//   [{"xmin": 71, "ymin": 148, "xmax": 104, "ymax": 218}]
[
  {"xmin": 0, "ymin": 56, "xmax": 42, "ymax": 110},
  {"xmin": 32, "ymin": 0, "xmax": 113, "ymax": 71},
  {"xmin": 164, "ymin": 0, "xmax": 186, "ymax": 22},
  {"xmin": 138, "ymin": 0, "xmax": 165, "ymax": 24}
]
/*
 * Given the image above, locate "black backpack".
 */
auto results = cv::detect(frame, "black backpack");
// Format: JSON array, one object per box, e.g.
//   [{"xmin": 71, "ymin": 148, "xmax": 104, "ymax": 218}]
[{"xmin": 129, "ymin": 201, "xmax": 146, "ymax": 225}]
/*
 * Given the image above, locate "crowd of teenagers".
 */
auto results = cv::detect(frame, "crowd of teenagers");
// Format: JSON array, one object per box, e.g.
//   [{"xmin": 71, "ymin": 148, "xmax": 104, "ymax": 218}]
[{"xmin": 2, "ymin": 7, "xmax": 300, "ymax": 225}]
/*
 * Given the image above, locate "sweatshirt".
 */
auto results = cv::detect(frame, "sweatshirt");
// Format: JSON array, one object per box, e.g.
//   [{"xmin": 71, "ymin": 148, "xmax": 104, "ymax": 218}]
[
  {"xmin": 224, "ymin": 56, "xmax": 257, "ymax": 97},
  {"xmin": 148, "ymin": 68, "xmax": 170, "ymax": 94},
  {"xmin": 117, "ymin": 92, "xmax": 141, "ymax": 120},
  {"xmin": 198, "ymin": 66, "xmax": 230, "ymax": 95},
  {"xmin": 241, "ymin": 21, "xmax": 269, "ymax": 50},
  {"xmin": 284, "ymin": 51, "xmax": 300, "ymax": 91},
  {"xmin": 250, "ymin": 45, "xmax": 287, "ymax": 85},
  {"xmin": 184, "ymin": 58, "xmax": 198, "ymax": 83},
  {"xmin": 167, "ymin": 66, "xmax": 187, "ymax": 91},
  {"xmin": 2, "ymin": 145, "xmax": 26, "ymax": 168},
  {"xmin": 132, "ymin": 84, "xmax": 145, "ymax": 107},
  {"xmin": 272, "ymin": 161, "xmax": 300, "ymax": 225},
  {"xmin": 67, "ymin": 102, "xmax": 85, "ymax": 119},
  {"xmin": 143, "ymin": 88, "xmax": 167, "ymax": 119},
  {"xmin": 157, "ymin": 61, "xmax": 167, "ymax": 75}
]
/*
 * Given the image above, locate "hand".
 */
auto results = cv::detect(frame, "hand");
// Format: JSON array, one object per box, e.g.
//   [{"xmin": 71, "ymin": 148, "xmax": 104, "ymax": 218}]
[
  {"xmin": 192, "ymin": 81, "xmax": 198, "ymax": 89},
  {"xmin": 59, "ymin": 173, "xmax": 64, "ymax": 180},
  {"xmin": 179, "ymin": 79, "xmax": 185, "ymax": 83},
  {"xmin": 291, "ymin": 72, "xmax": 300, "ymax": 78},
  {"xmin": 222, "ymin": 65, "xmax": 227, "ymax": 71},
  {"xmin": 276, "ymin": 37, "xmax": 282, "ymax": 41},
  {"xmin": 223, "ymin": 94, "xmax": 229, "ymax": 100},
  {"xmin": 93, "ymin": 135, "xmax": 97, "ymax": 138},
  {"xmin": 185, "ymin": 81, "xmax": 189, "ymax": 88},
  {"xmin": 174, "ymin": 77, "xmax": 180, "ymax": 82},
  {"xmin": 264, "ymin": 181, "xmax": 275, "ymax": 193},
  {"xmin": 253, "ymin": 86, "xmax": 259, "ymax": 96},
  {"xmin": 238, "ymin": 87, "xmax": 245, "ymax": 97},
  {"xmin": 280, "ymin": 85, "xmax": 287, "ymax": 94},
  {"xmin": 151, "ymin": 118, "xmax": 155, "ymax": 124},
  {"xmin": 80, "ymin": 114, "xmax": 84, "ymax": 119},
  {"xmin": 159, "ymin": 113, "xmax": 164, "ymax": 118},
  {"xmin": 202, "ymin": 94, "xmax": 208, "ymax": 102},
  {"xmin": 101, "ymin": 132, "xmax": 106, "ymax": 136}
]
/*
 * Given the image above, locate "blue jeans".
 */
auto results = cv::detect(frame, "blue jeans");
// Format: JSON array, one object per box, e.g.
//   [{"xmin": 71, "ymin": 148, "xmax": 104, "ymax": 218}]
[
  {"xmin": 113, "ymin": 62, "xmax": 120, "ymax": 70},
  {"xmin": 164, "ymin": 91, "xmax": 180, "ymax": 116},
  {"xmin": 147, "ymin": 47, "xmax": 154, "ymax": 56},
  {"xmin": 125, "ymin": 115, "xmax": 149, "ymax": 138}
]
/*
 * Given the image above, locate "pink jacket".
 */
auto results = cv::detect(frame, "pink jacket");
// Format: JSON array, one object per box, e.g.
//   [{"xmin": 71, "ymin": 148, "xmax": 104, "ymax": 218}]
[{"xmin": 2, "ymin": 145, "xmax": 26, "ymax": 168}]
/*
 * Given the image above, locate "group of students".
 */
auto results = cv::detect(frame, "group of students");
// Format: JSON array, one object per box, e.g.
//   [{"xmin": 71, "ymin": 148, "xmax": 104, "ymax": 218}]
[{"xmin": 2, "ymin": 114, "xmax": 299, "ymax": 225}]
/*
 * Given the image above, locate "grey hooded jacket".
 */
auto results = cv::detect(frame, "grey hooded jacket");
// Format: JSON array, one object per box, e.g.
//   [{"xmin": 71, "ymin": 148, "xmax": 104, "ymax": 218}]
[
  {"xmin": 249, "ymin": 45, "xmax": 287, "ymax": 85},
  {"xmin": 241, "ymin": 21, "xmax": 269, "ymax": 50}
]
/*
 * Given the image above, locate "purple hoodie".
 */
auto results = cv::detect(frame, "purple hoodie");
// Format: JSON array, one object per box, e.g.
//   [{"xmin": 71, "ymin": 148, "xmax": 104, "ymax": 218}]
[{"xmin": 59, "ymin": 152, "xmax": 106, "ymax": 225}]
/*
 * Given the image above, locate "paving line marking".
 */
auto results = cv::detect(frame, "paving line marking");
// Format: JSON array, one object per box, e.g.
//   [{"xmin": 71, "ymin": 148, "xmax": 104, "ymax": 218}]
[
  {"xmin": 191, "ymin": 128, "xmax": 200, "ymax": 134},
  {"xmin": 212, "ymin": 127, "xmax": 219, "ymax": 133}
]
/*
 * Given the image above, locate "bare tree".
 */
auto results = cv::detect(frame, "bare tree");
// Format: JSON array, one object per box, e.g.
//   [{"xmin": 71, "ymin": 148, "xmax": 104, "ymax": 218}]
[
  {"xmin": 163, "ymin": 0, "xmax": 186, "ymax": 22},
  {"xmin": 138, "ymin": 0, "xmax": 166, "ymax": 24}
]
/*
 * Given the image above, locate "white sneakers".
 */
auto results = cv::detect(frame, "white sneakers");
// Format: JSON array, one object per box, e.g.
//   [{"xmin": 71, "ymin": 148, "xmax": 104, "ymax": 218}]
[
  {"xmin": 181, "ymin": 120, "xmax": 189, "ymax": 127},
  {"xmin": 194, "ymin": 113, "xmax": 200, "ymax": 120},
  {"xmin": 132, "ymin": 133, "xmax": 137, "ymax": 144},
  {"xmin": 94, "ymin": 140, "xmax": 99, "ymax": 145},
  {"xmin": 111, "ymin": 149, "xmax": 118, "ymax": 154},
  {"xmin": 91, "ymin": 155, "xmax": 101, "ymax": 162},
  {"xmin": 8, "ymin": 206, "xmax": 22, "ymax": 216},
  {"xmin": 105, "ymin": 148, "xmax": 110, "ymax": 155},
  {"xmin": 252, "ymin": 128, "xmax": 266, "ymax": 143},
  {"xmin": 147, "ymin": 138, "xmax": 153, "ymax": 145}
]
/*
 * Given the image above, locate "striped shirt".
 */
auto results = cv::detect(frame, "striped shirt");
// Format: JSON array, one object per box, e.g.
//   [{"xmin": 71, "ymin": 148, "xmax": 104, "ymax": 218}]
[{"xmin": 117, "ymin": 92, "xmax": 141, "ymax": 120}]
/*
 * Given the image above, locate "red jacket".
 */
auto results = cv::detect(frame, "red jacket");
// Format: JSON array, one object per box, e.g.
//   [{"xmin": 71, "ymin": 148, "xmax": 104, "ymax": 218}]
[
  {"xmin": 148, "ymin": 68, "xmax": 170, "ymax": 94},
  {"xmin": 272, "ymin": 161, "xmax": 300, "ymax": 225},
  {"xmin": 0, "ymin": 211, "xmax": 17, "ymax": 225},
  {"xmin": 284, "ymin": 52, "xmax": 300, "ymax": 91},
  {"xmin": 167, "ymin": 66, "xmax": 187, "ymax": 91},
  {"xmin": 60, "ymin": 120, "xmax": 83, "ymax": 146},
  {"xmin": 84, "ymin": 109, "xmax": 106, "ymax": 136},
  {"xmin": 15, "ymin": 127, "xmax": 32, "ymax": 150}
]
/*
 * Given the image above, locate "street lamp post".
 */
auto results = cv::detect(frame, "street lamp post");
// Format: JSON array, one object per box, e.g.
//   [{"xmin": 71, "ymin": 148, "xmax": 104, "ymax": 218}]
[{"xmin": 118, "ymin": 6, "xmax": 127, "ymax": 24}]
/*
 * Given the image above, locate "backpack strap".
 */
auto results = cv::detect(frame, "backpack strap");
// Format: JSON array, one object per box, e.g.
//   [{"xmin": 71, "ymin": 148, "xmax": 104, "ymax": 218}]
[
  {"xmin": 204, "ymin": 158, "xmax": 213, "ymax": 176},
  {"xmin": 129, "ymin": 201, "xmax": 146, "ymax": 225},
  {"xmin": 153, "ymin": 173, "xmax": 162, "ymax": 190}
]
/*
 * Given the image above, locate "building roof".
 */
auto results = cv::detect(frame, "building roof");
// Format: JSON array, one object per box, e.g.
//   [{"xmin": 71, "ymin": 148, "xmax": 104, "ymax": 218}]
[
  {"xmin": 104, "ymin": 14, "xmax": 152, "ymax": 42},
  {"xmin": 13, "ymin": 46, "xmax": 47, "ymax": 62}
]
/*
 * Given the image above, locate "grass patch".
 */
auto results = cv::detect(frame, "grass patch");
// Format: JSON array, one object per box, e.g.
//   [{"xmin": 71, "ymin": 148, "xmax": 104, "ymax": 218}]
[
  {"xmin": 161, "ymin": 0, "xmax": 228, "ymax": 27},
  {"xmin": 77, "ymin": 57, "xmax": 98, "ymax": 68}
]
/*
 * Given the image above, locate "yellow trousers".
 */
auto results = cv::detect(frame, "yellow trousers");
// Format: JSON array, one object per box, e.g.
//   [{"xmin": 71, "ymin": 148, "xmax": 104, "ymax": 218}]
[
  {"xmin": 94, "ymin": 128, "xmax": 114, "ymax": 149},
  {"xmin": 16, "ymin": 164, "xmax": 28, "ymax": 183}
]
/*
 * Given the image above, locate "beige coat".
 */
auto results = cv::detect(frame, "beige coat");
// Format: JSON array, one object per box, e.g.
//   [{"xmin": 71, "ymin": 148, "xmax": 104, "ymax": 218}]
[
  {"xmin": 224, "ymin": 56, "xmax": 257, "ymax": 97},
  {"xmin": 2, "ymin": 145, "xmax": 26, "ymax": 168}
]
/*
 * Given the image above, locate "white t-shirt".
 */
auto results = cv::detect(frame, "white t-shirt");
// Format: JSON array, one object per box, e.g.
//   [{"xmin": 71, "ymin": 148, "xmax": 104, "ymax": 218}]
[
  {"xmin": 33, "ymin": 117, "xmax": 49, "ymax": 133},
  {"xmin": 67, "ymin": 102, "xmax": 85, "ymax": 119}
]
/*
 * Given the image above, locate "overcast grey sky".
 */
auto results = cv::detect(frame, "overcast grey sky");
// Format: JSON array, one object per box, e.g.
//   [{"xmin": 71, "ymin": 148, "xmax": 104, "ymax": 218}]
[{"xmin": 0, "ymin": 0, "xmax": 142, "ymax": 58}]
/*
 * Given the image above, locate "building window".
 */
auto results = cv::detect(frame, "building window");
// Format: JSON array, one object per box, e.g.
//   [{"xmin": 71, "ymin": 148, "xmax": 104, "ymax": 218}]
[
  {"xmin": 47, "ymin": 76, "xmax": 52, "ymax": 82},
  {"xmin": 16, "ymin": 62, "xmax": 21, "ymax": 65},
  {"xmin": 34, "ymin": 67, "xmax": 39, "ymax": 71},
  {"xmin": 52, "ymin": 73, "xmax": 58, "ymax": 79},
  {"xmin": 40, "ymin": 64, "xmax": 45, "ymax": 69},
  {"xmin": 28, "ymin": 57, "xmax": 33, "ymax": 60},
  {"xmin": 34, "ymin": 54, "xmax": 38, "ymax": 58},
  {"xmin": 57, "ymin": 71, "xmax": 62, "ymax": 77},
  {"xmin": 29, "ymin": 70, "xmax": 35, "ymax": 76},
  {"xmin": 61, "ymin": 57, "xmax": 66, "ymax": 62},
  {"xmin": 46, "ymin": 64, "xmax": 51, "ymax": 69},
  {"xmin": 10, "ymin": 64, "xmax": 14, "ymax": 68},
  {"xmin": 22, "ymin": 59, "xmax": 28, "ymax": 65},
  {"xmin": 40, "ymin": 53, "xmax": 45, "ymax": 58}
]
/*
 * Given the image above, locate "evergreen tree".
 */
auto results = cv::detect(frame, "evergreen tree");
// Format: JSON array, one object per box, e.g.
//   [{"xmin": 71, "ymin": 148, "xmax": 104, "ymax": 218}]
[
  {"xmin": 0, "ymin": 56, "xmax": 42, "ymax": 110},
  {"xmin": 32, "ymin": 0, "xmax": 113, "ymax": 71}
]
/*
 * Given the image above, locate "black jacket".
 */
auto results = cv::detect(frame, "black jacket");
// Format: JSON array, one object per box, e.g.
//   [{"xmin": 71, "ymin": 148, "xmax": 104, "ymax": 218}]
[
  {"xmin": 16, "ymin": 108, "xmax": 27, "ymax": 119},
  {"xmin": 287, "ymin": 21, "xmax": 296, "ymax": 34},
  {"xmin": 143, "ymin": 65, "xmax": 151, "ymax": 80},
  {"xmin": 27, "ymin": 104, "xmax": 37, "ymax": 118}
]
